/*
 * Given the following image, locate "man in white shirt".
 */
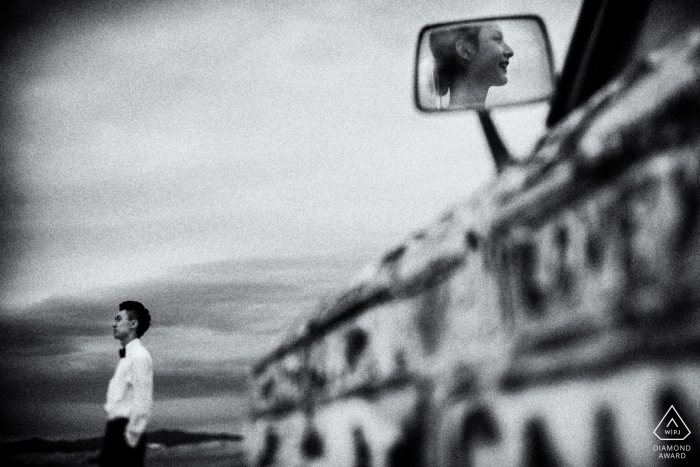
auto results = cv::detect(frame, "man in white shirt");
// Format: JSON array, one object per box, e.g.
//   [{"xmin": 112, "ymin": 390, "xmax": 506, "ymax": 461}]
[{"xmin": 98, "ymin": 301, "xmax": 153, "ymax": 467}]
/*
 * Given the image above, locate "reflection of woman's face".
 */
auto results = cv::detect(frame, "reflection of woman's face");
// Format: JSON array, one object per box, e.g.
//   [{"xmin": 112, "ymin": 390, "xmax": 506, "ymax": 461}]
[{"xmin": 470, "ymin": 25, "xmax": 514, "ymax": 87}]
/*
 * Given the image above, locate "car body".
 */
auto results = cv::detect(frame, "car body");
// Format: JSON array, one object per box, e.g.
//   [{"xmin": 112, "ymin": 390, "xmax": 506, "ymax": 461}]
[{"xmin": 244, "ymin": 0, "xmax": 700, "ymax": 465}]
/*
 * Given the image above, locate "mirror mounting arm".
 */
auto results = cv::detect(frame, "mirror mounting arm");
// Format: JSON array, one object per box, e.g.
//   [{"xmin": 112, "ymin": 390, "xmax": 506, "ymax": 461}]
[{"xmin": 477, "ymin": 110, "xmax": 512, "ymax": 173}]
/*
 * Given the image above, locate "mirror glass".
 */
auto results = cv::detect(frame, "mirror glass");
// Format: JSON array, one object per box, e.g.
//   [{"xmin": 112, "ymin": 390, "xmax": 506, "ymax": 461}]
[{"xmin": 415, "ymin": 17, "xmax": 555, "ymax": 111}]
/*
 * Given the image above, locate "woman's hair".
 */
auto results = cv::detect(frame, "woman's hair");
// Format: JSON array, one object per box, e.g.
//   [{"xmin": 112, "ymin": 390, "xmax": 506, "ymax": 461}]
[{"xmin": 429, "ymin": 25, "xmax": 481, "ymax": 96}]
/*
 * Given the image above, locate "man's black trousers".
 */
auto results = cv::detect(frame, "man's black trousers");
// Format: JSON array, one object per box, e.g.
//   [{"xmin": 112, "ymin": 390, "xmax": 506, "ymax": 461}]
[{"xmin": 98, "ymin": 418, "xmax": 146, "ymax": 467}]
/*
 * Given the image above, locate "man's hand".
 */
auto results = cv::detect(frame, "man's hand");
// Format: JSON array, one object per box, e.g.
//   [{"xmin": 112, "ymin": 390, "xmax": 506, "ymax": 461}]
[{"xmin": 125, "ymin": 427, "xmax": 141, "ymax": 448}]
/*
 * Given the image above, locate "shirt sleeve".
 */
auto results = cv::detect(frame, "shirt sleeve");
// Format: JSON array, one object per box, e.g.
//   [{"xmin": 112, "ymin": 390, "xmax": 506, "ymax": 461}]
[{"xmin": 125, "ymin": 353, "xmax": 153, "ymax": 448}]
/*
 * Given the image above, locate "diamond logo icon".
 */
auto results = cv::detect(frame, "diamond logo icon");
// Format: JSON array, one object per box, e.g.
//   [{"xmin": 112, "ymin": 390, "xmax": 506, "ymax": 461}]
[{"xmin": 654, "ymin": 406, "xmax": 691, "ymax": 441}]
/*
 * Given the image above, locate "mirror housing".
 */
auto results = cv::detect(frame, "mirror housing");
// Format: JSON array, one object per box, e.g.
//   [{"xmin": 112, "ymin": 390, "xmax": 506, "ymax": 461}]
[{"xmin": 414, "ymin": 15, "xmax": 555, "ymax": 112}]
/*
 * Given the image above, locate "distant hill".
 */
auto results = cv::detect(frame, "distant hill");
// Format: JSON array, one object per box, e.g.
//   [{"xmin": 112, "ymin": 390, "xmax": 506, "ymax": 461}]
[{"xmin": 0, "ymin": 429, "xmax": 242, "ymax": 456}]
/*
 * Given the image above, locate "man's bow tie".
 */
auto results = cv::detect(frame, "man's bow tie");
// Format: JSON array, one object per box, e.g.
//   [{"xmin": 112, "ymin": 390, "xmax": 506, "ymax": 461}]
[{"xmin": 119, "ymin": 348, "xmax": 126, "ymax": 359}]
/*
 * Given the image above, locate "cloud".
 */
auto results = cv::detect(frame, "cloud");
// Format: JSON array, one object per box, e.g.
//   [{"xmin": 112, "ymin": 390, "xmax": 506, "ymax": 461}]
[
  {"xmin": 150, "ymin": 395, "xmax": 249, "ymax": 434},
  {"xmin": 1, "ymin": 252, "xmax": 363, "ymax": 346},
  {"xmin": 0, "ymin": 367, "xmax": 112, "ymax": 405},
  {"xmin": 0, "ymin": 350, "xmax": 251, "ymax": 440},
  {"xmin": 0, "ymin": 395, "xmax": 249, "ymax": 441},
  {"xmin": 0, "ymin": 0, "xmax": 585, "ymax": 442},
  {"xmin": 0, "ymin": 253, "xmax": 365, "ymax": 440},
  {"xmin": 156, "ymin": 369, "xmax": 249, "ymax": 400},
  {"xmin": 0, "ymin": 401, "xmax": 106, "ymax": 442},
  {"xmin": 0, "ymin": 252, "xmax": 366, "ymax": 357},
  {"xmin": 0, "ymin": 361, "xmax": 249, "ymax": 405},
  {"xmin": 0, "ymin": 314, "xmax": 82, "ymax": 358}
]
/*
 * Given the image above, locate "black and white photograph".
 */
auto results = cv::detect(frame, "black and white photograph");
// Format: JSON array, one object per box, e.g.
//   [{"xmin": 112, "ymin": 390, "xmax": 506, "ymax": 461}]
[{"xmin": 1, "ymin": 0, "xmax": 700, "ymax": 466}]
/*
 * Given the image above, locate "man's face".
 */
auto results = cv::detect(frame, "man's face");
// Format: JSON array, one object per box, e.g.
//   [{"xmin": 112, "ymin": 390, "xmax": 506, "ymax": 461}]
[
  {"xmin": 113, "ymin": 310, "xmax": 136, "ymax": 341},
  {"xmin": 472, "ymin": 24, "xmax": 514, "ymax": 87}
]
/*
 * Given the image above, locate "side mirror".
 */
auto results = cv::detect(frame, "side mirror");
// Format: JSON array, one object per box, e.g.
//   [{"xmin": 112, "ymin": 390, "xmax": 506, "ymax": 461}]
[{"xmin": 415, "ymin": 15, "xmax": 555, "ymax": 112}]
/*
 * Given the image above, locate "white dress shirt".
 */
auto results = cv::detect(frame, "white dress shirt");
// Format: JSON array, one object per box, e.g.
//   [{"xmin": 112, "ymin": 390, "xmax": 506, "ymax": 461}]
[{"xmin": 104, "ymin": 338, "xmax": 153, "ymax": 448}]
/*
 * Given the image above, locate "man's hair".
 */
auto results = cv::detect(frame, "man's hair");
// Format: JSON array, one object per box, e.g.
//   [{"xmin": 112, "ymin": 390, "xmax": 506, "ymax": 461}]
[{"xmin": 119, "ymin": 301, "xmax": 152, "ymax": 338}]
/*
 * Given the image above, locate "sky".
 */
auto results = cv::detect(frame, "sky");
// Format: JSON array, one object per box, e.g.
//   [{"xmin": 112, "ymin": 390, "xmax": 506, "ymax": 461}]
[{"xmin": 0, "ymin": 0, "xmax": 582, "ymax": 441}]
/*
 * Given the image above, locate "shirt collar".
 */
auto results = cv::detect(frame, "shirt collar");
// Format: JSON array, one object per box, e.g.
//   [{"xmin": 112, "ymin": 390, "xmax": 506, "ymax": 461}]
[{"xmin": 125, "ymin": 338, "xmax": 141, "ymax": 352}]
